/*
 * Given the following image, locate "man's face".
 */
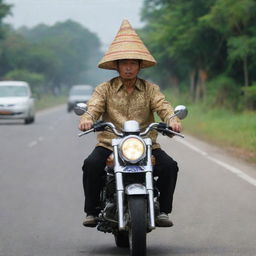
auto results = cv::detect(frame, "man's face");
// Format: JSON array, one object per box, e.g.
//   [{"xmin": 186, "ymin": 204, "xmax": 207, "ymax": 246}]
[{"xmin": 117, "ymin": 59, "xmax": 140, "ymax": 80}]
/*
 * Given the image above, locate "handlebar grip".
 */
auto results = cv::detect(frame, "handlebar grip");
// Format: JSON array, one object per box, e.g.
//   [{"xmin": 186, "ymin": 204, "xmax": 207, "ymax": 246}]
[{"xmin": 92, "ymin": 120, "xmax": 107, "ymax": 131}]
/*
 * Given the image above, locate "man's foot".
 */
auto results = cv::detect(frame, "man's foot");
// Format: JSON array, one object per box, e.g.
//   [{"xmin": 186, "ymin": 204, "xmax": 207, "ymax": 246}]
[
  {"xmin": 156, "ymin": 212, "xmax": 174, "ymax": 227},
  {"xmin": 83, "ymin": 215, "xmax": 97, "ymax": 227}
]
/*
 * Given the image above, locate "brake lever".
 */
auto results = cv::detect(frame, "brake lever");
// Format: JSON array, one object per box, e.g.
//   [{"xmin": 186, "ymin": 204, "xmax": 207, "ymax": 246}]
[
  {"xmin": 78, "ymin": 128, "xmax": 94, "ymax": 137},
  {"xmin": 155, "ymin": 123, "xmax": 184, "ymax": 138}
]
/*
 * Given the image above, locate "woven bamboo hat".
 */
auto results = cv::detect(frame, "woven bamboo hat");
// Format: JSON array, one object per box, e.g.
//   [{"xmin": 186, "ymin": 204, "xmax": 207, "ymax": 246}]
[{"xmin": 98, "ymin": 19, "xmax": 157, "ymax": 70}]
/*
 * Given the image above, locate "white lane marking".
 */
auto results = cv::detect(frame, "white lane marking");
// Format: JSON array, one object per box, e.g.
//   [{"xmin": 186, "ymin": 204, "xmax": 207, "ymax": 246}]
[
  {"xmin": 176, "ymin": 138, "xmax": 256, "ymax": 187},
  {"xmin": 28, "ymin": 137, "xmax": 44, "ymax": 148},
  {"xmin": 38, "ymin": 137, "xmax": 44, "ymax": 142},
  {"xmin": 28, "ymin": 141, "xmax": 37, "ymax": 147}
]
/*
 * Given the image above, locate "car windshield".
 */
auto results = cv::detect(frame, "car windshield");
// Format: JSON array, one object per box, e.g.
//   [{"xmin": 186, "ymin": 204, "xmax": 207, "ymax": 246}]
[
  {"xmin": 0, "ymin": 85, "xmax": 29, "ymax": 97},
  {"xmin": 70, "ymin": 87, "xmax": 93, "ymax": 96}
]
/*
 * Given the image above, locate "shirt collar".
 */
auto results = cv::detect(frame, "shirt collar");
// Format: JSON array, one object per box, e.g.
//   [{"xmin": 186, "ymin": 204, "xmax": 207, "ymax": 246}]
[{"xmin": 113, "ymin": 77, "xmax": 144, "ymax": 92}]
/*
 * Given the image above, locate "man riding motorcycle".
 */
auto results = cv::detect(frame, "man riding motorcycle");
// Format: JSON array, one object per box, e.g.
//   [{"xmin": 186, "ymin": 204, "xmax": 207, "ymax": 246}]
[{"xmin": 79, "ymin": 20, "xmax": 182, "ymax": 228}]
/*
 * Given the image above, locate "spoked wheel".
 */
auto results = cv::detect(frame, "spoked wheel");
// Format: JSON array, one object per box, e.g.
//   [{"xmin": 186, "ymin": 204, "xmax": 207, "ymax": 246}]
[
  {"xmin": 128, "ymin": 195, "xmax": 147, "ymax": 256},
  {"xmin": 114, "ymin": 231, "xmax": 129, "ymax": 248}
]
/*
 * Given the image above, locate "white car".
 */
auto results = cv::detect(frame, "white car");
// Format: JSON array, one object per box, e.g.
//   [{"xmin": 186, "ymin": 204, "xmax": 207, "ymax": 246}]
[
  {"xmin": 67, "ymin": 84, "xmax": 93, "ymax": 112},
  {"xmin": 0, "ymin": 81, "xmax": 35, "ymax": 124}
]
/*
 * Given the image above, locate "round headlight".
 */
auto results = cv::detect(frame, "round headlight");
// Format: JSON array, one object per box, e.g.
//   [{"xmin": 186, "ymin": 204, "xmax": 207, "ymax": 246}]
[{"xmin": 120, "ymin": 137, "xmax": 145, "ymax": 163}]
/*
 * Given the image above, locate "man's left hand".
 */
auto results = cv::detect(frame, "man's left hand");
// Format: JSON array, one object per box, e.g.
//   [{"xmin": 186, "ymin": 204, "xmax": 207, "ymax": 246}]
[{"xmin": 168, "ymin": 121, "xmax": 182, "ymax": 133}]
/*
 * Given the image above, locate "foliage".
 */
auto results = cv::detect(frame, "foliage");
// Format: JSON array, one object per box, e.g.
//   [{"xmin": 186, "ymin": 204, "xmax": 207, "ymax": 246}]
[
  {"xmin": 242, "ymin": 84, "xmax": 256, "ymax": 110},
  {"xmin": 0, "ymin": 0, "xmax": 12, "ymax": 39},
  {"xmin": 201, "ymin": 0, "xmax": 256, "ymax": 87},
  {"xmin": 205, "ymin": 75, "xmax": 241, "ymax": 110},
  {"xmin": 0, "ymin": 20, "xmax": 105, "ymax": 95},
  {"xmin": 140, "ymin": 0, "xmax": 256, "ymax": 110}
]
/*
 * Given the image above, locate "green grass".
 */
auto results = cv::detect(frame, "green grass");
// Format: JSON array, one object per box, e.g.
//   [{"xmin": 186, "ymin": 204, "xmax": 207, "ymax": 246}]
[
  {"xmin": 183, "ymin": 106, "xmax": 255, "ymax": 149},
  {"xmin": 35, "ymin": 94, "xmax": 67, "ymax": 111},
  {"xmin": 163, "ymin": 90, "xmax": 256, "ymax": 163},
  {"xmin": 183, "ymin": 105, "xmax": 256, "ymax": 163}
]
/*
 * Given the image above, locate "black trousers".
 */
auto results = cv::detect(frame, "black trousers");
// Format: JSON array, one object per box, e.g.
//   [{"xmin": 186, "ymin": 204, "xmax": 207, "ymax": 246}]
[{"xmin": 82, "ymin": 146, "xmax": 179, "ymax": 215}]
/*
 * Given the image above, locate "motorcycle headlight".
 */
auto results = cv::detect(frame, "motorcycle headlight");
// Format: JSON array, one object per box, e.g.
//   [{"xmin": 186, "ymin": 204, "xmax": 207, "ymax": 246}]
[{"xmin": 120, "ymin": 136, "xmax": 146, "ymax": 163}]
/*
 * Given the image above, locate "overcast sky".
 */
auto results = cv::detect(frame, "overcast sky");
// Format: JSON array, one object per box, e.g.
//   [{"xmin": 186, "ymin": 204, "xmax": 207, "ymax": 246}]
[{"xmin": 4, "ymin": 0, "xmax": 145, "ymax": 47}]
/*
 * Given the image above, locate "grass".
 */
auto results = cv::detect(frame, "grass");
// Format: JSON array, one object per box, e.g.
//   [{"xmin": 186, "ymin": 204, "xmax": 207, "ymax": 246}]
[
  {"xmin": 35, "ymin": 94, "xmax": 67, "ymax": 111},
  {"xmin": 163, "ymin": 90, "xmax": 256, "ymax": 163}
]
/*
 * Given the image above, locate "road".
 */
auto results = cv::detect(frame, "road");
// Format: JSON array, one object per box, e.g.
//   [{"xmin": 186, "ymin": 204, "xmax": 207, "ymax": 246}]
[{"xmin": 0, "ymin": 105, "xmax": 256, "ymax": 256}]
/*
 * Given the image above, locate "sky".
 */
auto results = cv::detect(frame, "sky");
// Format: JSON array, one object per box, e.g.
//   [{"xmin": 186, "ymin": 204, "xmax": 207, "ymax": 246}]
[{"xmin": 4, "ymin": 0, "xmax": 145, "ymax": 48}]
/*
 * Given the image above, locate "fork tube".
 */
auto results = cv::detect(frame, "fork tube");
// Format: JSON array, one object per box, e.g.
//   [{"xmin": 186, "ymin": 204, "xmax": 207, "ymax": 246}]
[
  {"xmin": 146, "ymin": 144, "xmax": 155, "ymax": 229},
  {"xmin": 113, "ymin": 145, "xmax": 125, "ymax": 230}
]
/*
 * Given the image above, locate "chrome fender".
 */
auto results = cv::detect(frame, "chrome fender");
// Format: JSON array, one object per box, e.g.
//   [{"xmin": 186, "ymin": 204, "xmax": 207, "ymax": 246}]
[{"xmin": 125, "ymin": 183, "xmax": 147, "ymax": 195}]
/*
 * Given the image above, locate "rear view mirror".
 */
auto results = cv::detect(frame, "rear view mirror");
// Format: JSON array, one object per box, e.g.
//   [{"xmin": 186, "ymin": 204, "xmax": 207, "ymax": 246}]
[
  {"xmin": 74, "ymin": 103, "xmax": 87, "ymax": 116},
  {"xmin": 174, "ymin": 105, "xmax": 188, "ymax": 120}
]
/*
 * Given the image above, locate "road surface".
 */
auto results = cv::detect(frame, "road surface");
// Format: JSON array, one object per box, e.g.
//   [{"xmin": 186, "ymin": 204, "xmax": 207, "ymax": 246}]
[{"xmin": 0, "ymin": 105, "xmax": 256, "ymax": 256}]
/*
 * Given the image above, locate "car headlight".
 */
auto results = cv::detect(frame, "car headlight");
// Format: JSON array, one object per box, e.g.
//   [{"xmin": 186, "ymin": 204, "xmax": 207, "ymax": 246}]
[{"xmin": 120, "ymin": 136, "xmax": 146, "ymax": 163}]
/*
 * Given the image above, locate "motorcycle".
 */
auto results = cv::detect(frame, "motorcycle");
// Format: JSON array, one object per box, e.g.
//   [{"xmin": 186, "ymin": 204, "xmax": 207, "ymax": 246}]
[{"xmin": 75, "ymin": 103, "xmax": 188, "ymax": 256}]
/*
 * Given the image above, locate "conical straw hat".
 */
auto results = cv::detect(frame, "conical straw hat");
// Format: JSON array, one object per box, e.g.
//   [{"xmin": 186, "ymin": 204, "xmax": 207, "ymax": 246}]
[{"xmin": 98, "ymin": 20, "xmax": 157, "ymax": 70}]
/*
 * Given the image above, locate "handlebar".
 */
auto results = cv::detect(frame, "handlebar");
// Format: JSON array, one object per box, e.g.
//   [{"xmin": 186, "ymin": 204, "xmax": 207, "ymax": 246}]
[
  {"xmin": 78, "ymin": 121, "xmax": 123, "ymax": 137},
  {"xmin": 78, "ymin": 121, "xmax": 184, "ymax": 138}
]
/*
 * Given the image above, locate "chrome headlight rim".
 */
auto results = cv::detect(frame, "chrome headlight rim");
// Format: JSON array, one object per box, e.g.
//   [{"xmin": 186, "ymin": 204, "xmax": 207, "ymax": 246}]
[{"xmin": 118, "ymin": 135, "xmax": 146, "ymax": 164}]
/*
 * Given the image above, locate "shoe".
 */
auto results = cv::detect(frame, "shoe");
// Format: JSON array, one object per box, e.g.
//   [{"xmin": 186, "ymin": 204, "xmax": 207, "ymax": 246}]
[
  {"xmin": 83, "ymin": 215, "xmax": 97, "ymax": 227},
  {"xmin": 156, "ymin": 212, "xmax": 174, "ymax": 227}
]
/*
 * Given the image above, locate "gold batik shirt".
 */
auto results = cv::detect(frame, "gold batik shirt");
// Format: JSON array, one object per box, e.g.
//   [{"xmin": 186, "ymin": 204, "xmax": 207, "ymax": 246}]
[{"xmin": 80, "ymin": 76, "xmax": 180, "ymax": 150}]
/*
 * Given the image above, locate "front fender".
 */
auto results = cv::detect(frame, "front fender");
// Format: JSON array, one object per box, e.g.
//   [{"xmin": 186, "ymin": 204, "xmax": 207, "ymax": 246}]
[{"xmin": 125, "ymin": 184, "xmax": 147, "ymax": 195}]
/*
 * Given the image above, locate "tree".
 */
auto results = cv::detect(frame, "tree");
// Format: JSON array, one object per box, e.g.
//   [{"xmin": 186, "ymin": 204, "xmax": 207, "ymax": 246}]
[
  {"xmin": 0, "ymin": 0, "xmax": 12, "ymax": 39},
  {"xmin": 141, "ymin": 0, "xmax": 223, "ymax": 101},
  {"xmin": 202, "ymin": 0, "xmax": 256, "ymax": 86},
  {"xmin": 18, "ymin": 20, "xmax": 102, "ymax": 91},
  {"xmin": 1, "ymin": 20, "xmax": 104, "ymax": 94}
]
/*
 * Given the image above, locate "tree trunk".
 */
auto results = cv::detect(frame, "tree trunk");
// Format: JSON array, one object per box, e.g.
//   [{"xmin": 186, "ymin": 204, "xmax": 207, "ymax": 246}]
[
  {"xmin": 195, "ymin": 69, "xmax": 208, "ymax": 102},
  {"xmin": 169, "ymin": 75, "xmax": 179, "ymax": 94},
  {"xmin": 243, "ymin": 56, "xmax": 249, "ymax": 87},
  {"xmin": 189, "ymin": 70, "xmax": 196, "ymax": 102}
]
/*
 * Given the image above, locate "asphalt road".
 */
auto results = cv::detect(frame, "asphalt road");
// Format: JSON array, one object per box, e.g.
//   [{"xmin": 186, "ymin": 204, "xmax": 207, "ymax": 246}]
[{"xmin": 0, "ymin": 105, "xmax": 256, "ymax": 256}]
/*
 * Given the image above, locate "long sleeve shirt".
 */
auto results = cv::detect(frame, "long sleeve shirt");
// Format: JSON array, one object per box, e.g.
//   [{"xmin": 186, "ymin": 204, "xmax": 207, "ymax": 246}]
[{"xmin": 80, "ymin": 76, "xmax": 180, "ymax": 150}]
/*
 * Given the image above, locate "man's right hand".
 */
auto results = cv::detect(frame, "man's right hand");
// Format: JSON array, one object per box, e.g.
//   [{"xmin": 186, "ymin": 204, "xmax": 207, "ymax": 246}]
[{"xmin": 79, "ymin": 120, "xmax": 93, "ymax": 131}]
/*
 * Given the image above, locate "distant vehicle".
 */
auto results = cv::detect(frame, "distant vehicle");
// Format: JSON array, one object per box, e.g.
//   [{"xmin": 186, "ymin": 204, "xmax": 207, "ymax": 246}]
[
  {"xmin": 67, "ymin": 84, "xmax": 93, "ymax": 112},
  {"xmin": 0, "ymin": 81, "xmax": 35, "ymax": 124}
]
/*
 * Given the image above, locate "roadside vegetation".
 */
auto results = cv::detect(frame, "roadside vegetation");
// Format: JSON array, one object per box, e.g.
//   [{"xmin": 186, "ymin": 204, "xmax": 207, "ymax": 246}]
[
  {"xmin": 165, "ymin": 90, "xmax": 256, "ymax": 163},
  {"xmin": 0, "ymin": 1, "xmax": 110, "ymax": 97},
  {"xmin": 35, "ymin": 94, "xmax": 67, "ymax": 111},
  {"xmin": 140, "ymin": 0, "xmax": 256, "ymax": 163}
]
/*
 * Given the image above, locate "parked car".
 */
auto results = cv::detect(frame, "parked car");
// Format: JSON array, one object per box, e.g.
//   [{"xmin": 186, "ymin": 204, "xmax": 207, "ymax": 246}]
[
  {"xmin": 67, "ymin": 84, "xmax": 93, "ymax": 112},
  {"xmin": 0, "ymin": 81, "xmax": 35, "ymax": 124}
]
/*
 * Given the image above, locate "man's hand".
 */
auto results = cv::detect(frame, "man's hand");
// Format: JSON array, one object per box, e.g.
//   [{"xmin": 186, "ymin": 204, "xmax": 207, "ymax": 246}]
[
  {"xmin": 168, "ymin": 120, "xmax": 182, "ymax": 133},
  {"xmin": 79, "ymin": 119, "xmax": 93, "ymax": 131}
]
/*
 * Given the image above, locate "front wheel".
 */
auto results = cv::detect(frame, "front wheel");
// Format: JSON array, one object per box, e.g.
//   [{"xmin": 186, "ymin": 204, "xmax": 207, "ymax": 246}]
[
  {"xmin": 24, "ymin": 116, "xmax": 35, "ymax": 124},
  {"xmin": 128, "ymin": 195, "xmax": 147, "ymax": 256}
]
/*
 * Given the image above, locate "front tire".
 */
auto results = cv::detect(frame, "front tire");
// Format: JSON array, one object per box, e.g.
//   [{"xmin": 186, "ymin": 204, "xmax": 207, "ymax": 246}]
[
  {"xmin": 128, "ymin": 196, "xmax": 147, "ymax": 256},
  {"xmin": 24, "ymin": 116, "xmax": 35, "ymax": 124}
]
